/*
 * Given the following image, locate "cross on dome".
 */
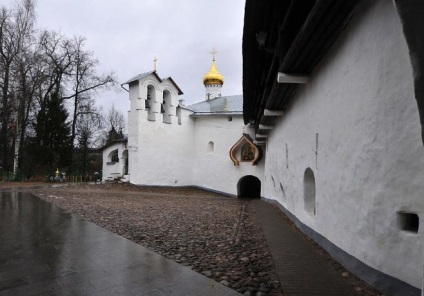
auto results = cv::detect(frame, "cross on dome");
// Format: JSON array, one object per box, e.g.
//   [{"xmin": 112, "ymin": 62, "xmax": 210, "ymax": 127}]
[
  {"xmin": 203, "ymin": 48, "xmax": 224, "ymax": 87},
  {"xmin": 203, "ymin": 48, "xmax": 224, "ymax": 100},
  {"xmin": 210, "ymin": 48, "xmax": 218, "ymax": 61}
]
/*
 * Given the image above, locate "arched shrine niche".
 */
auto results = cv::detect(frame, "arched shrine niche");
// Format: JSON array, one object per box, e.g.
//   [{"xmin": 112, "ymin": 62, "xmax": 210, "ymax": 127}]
[{"xmin": 229, "ymin": 134, "xmax": 262, "ymax": 166}]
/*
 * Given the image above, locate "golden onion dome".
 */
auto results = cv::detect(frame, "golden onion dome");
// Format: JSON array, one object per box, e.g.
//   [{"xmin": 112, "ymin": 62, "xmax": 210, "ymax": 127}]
[{"xmin": 203, "ymin": 60, "xmax": 224, "ymax": 86}]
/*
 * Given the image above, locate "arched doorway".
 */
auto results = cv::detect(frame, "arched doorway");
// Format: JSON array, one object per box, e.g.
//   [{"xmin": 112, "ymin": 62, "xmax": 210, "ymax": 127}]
[
  {"xmin": 121, "ymin": 149, "xmax": 128, "ymax": 175},
  {"xmin": 237, "ymin": 175, "xmax": 261, "ymax": 198}
]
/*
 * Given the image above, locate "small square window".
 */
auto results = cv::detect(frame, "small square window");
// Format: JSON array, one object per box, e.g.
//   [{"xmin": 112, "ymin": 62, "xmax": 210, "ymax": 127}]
[
  {"xmin": 228, "ymin": 116, "xmax": 233, "ymax": 121},
  {"xmin": 397, "ymin": 212, "xmax": 419, "ymax": 234}
]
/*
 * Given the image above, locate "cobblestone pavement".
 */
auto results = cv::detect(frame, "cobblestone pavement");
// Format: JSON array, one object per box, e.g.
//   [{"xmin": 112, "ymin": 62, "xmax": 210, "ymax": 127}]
[
  {"xmin": 34, "ymin": 183, "xmax": 282, "ymax": 295},
  {"xmin": 27, "ymin": 182, "xmax": 382, "ymax": 296}
]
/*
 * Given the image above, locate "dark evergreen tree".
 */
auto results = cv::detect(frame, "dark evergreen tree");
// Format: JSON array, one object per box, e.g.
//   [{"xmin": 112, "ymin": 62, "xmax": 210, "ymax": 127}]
[
  {"xmin": 32, "ymin": 92, "xmax": 71, "ymax": 174},
  {"xmin": 75, "ymin": 125, "xmax": 90, "ymax": 176}
]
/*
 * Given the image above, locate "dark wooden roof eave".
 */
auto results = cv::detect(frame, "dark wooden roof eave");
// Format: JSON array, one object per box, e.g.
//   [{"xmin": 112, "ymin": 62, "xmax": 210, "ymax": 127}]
[{"xmin": 242, "ymin": 0, "xmax": 363, "ymax": 127}]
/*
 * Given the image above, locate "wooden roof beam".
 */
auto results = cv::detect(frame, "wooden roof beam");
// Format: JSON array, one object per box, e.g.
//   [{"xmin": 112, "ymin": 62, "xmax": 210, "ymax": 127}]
[
  {"xmin": 259, "ymin": 124, "xmax": 274, "ymax": 130},
  {"xmin": 256, "ymin": 134, "xmax": 269, "ymax": 138},
  {"xmin": 277, "ymin": 73, "xmax": 310, "ymax": 83},
  {"xmin": 254, "ymin": 140, "xmax": 267, "ymax": 145},
  {"xmin": 264, "ymin": 109, "xmax": 284, "ymax": 116}
]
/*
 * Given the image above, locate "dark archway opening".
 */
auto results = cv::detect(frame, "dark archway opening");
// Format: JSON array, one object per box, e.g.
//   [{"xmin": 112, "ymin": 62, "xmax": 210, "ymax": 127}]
[
  {"xmin": 237, "ymin": 175, "xmax": 261, "ymax": 198},
  {"xmin": 304, "ymin": 168, "xmax": 316, "ymax": 215}
]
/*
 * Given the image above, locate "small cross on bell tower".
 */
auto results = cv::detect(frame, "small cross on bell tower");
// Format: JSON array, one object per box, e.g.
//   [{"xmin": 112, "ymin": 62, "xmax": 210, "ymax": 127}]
[{"xmin": 153, "ymin": 57, "xmax": 158, "ymax": 72}]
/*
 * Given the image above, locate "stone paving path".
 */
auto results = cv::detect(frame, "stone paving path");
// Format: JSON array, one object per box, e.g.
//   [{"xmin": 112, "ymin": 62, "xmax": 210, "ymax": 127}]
[
  {"xmin": 33, "ymin": 184, "xmax": 282, "ymax": 295},
  {"xmin": 1, "ymin": 182, "xmax": 383, "ymax": 295},
  {"xmin": 254, "ymin": 200, "xmax": 354, "ymax": 296}
]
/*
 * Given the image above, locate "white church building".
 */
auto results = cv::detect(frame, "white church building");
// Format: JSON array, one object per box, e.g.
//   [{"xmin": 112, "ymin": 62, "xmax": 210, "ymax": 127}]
[
  {"xmin": 102, "ymin": 56, "xmax": 264, "ymax": 197},
  {"xmin": 102, "ymin": 0, "xmax": 424, "ymax": 295}
]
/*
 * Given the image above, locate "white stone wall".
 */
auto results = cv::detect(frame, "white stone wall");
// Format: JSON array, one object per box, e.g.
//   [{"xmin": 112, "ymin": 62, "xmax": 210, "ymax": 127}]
[
  {"xmin": 133, "ymin": 107, "xmax": 195, "ymax": 186},
  {"xmin": 192, "ymin": 115, "xmax": 264, "ymax": 195},
  {"xmin": 263, "ymin": 0, "xmax": 424, "ymax": 288},
  {"xmin": 130, "ymin": 109, "xmax": 265, "ymax": 191},
  {"xmin": 126, "ymin": 71, "xmax": 263, "ymax": 191},
  {"xmin": 127, "ymin": 73, "xmax": 195, "ymax": 186},
  {"xmin": 127, "ymin": 81, "xmax": 143, "ymax": 182}
]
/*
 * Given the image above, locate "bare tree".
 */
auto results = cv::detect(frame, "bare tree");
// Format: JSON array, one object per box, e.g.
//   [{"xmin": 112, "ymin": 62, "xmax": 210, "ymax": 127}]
[
  {"xmin": 37, "ymin": 30, "xmax": 74, "ymax": 107},
  {"xmin": 106, "ymin": 104, "xmax": 126, "ymax": 134},
  {"xmin": 74, "ymin": 107, "xmax": 103, "ymax": 175},
  {"xmin": 0, "ymin": 0, "xmax": 35, "ymax": 173},
  {"xmin": 61, "ymin": 36, "xmax": 117, "ymax": 166},
  {"xmin": 0, "ymin": 1, "xmax": 119, "ymax": 177},
  {"xmin": 98, "ymin": 104, "xmax": 126, "ymax": 146}
]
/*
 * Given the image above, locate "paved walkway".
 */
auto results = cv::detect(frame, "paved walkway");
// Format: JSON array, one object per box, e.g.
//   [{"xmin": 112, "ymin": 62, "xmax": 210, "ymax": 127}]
[
  {"xmin": 0, "ymin": 190, "xmax": 239, "ymax": 296},
  {"xmin": 1, "ymin": 185, "xmax": 359, "ymax": 296},
  {"xmin": 253, "ymin": 199, "xmax": 354, "ymax": 296}
]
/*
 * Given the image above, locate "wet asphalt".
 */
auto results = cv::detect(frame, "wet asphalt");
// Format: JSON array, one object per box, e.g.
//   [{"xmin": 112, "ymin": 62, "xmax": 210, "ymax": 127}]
[{"xmin": 0, "ymin": 190, "xmax": 239, "ymax": 296}]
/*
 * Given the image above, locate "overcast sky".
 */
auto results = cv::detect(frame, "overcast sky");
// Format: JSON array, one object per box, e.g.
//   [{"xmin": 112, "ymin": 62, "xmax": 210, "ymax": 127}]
[{"xmin": 20, "ymin": 0, "xmax": 246, "ymax": 115}]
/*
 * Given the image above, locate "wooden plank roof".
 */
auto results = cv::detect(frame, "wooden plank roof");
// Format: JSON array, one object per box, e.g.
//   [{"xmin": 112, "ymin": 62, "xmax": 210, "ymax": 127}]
[{"xmin": 242, "ymin": 0, "xmax": 362, "ymax": 130}]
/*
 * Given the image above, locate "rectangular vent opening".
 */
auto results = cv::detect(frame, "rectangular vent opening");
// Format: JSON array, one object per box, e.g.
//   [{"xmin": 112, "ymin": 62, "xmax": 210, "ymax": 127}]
[{"xmin": 397, "ymin": 212, "xmax": 419, "ymax": 234}]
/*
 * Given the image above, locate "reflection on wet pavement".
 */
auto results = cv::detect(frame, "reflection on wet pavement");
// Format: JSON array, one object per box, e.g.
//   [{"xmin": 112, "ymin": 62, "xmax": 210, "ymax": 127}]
[{"xmin": 0, "ymin": 191, "xmax": 239, "ymax": 295}]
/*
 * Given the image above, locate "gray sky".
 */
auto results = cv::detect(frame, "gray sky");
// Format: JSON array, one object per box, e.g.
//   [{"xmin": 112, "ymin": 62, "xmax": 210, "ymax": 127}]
[{"xmin": 31, "ymin": 0, "xmax": 246, "ymax": 115}]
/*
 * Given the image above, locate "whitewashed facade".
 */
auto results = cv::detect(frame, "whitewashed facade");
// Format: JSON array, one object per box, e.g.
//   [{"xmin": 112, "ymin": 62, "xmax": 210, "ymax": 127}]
[
  {"xmin": 101, "ymin": 1, "xmax": 424, "ymax": 293},
  {"xmin": 103, "ymin": 68, "xmax": 264, "ymax": 197},
  {"xmin": 242, "ymin": 0, "xmax": 424, "ymax": 295},
  {"xmin": 102, "ymin": 139, "xmax": 128, "ymax": 182},
  {"xmin": 263, "ymin": 1, "xmax": 424, "ymax": 288}
]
